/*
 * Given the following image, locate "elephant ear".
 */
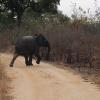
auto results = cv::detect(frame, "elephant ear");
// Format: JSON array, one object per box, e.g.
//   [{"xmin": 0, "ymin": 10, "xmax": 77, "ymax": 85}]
[
  {"xmin": 35, "ymin": 34, "xmax": 41, "ymax": 46},
  {"xmin": 35, "ymin": 34, "xmax": 46, "ymax": 46}
]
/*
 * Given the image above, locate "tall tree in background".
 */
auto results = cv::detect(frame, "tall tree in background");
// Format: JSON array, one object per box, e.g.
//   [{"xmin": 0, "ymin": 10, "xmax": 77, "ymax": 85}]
[{"xmin": 0, "ymin": 0, "xmax": 60, "ymax": 26}]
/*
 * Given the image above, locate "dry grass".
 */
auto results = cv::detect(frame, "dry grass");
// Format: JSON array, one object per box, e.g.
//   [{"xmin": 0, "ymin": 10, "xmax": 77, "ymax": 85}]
[{"xmin": 71, "ymin": 63, "xmax": 100, "ymax": 89}]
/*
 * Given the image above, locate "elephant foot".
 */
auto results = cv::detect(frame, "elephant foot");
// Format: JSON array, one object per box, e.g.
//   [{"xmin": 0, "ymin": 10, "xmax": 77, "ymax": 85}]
[
  {"xmin": 28, "ymin": 63, "xmax": 33, "ymax": 66},
  {"xmin": 9, "ymin": 64, "xmax": 13, "ymax": 67},
  {"xmin": 36, "ymin": 60, "xmax": 40, "ymax": 64},
  {"xmin": 26, "ymin": 63, "xmax": 33, "ymax": 66}
]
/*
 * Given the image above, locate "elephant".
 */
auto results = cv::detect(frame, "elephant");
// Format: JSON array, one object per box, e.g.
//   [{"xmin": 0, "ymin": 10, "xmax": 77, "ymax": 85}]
[{"xmin": 9, "ymin": 34, "xmax": 50, "ymax": 67}]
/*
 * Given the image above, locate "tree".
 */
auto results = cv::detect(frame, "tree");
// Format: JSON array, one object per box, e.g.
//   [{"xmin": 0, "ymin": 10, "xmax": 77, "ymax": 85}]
[{"xmin": 0, "ymin": 0, "xmax": 60, "ymax": 26}]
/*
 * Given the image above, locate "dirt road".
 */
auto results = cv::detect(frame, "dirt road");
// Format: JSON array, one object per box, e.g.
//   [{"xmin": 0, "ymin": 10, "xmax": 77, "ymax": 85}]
[{"xmin": 1, "ymin": 53, "xmax": 100, "ymax": 100}]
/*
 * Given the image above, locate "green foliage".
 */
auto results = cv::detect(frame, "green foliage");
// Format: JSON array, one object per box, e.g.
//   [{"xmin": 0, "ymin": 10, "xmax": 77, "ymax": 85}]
[
  {"xmin": 39, "ymin": 0, "xmax": 60, "ymax": 13},
  {"xmin": 0, "ymin": 13, "xmax": 14, "ymax": 31},
  {"xmin": 0, "ymin": 0, "xmax": 60, "ymax": 26}
]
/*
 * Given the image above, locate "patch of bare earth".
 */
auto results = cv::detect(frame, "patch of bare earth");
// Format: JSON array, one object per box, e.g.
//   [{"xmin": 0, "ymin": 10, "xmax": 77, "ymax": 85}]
[
  {"xmin": 0, "ymin": 56, "xmax": 12, "ymax": 100},
  {"xmin": 70, "ymin": 63, "xmax": 100, "ymax": 89},
  {"xmin": 1, "ymin": 53, "xmax": 100, "ymax": 100}
]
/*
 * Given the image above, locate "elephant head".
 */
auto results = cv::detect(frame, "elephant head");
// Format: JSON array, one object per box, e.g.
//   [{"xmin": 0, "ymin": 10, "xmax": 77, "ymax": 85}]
[{"xmin": 35, "ymin": 34, "xmax": 51, "ymax": 60}]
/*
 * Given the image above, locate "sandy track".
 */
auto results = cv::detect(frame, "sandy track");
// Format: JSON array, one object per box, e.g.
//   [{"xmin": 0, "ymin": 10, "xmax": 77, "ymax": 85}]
[{"xmin": 1, "ymin": 53, "xmax": 100, "ymax": 100}]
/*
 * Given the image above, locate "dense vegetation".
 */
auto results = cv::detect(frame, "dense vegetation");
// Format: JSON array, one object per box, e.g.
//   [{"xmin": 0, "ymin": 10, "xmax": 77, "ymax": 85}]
[{"xmin": 0, "ymin": 0, "xmax": 60, "ymax": 26}]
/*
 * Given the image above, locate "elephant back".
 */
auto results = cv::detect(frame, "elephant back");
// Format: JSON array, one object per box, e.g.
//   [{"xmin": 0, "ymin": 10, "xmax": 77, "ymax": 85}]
[{"xmin": 15, "ymin": 36, "xmax": 37, "ymax": 54}]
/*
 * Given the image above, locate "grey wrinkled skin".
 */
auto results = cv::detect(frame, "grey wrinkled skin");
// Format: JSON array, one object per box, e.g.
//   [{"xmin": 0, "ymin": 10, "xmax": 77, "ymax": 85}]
[{"xmin": 10, "ymin": 34, "xmax": 51, "ymax": 67}]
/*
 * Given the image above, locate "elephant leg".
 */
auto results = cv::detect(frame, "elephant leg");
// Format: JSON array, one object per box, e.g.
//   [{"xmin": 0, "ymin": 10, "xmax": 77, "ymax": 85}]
[
  {"xmin": 10, "ymin": 53, "xmax": 19, "ymax": 67},
  {"xmin": 28, "ymin": 55, "xmax": 33, "ymax": 65},
  {"xmin": 25, "ymin": 56, "xmax": 29, "ymax": 66},
  {"xmin": 35, "ymin": 54, "xmax": 41, "ymax": 64}
]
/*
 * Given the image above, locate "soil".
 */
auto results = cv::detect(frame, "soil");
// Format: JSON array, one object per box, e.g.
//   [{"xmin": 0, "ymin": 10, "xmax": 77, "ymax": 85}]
[{"xmin": 1, "ymin": 53, "xmax": 100, "ymax": 100}]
